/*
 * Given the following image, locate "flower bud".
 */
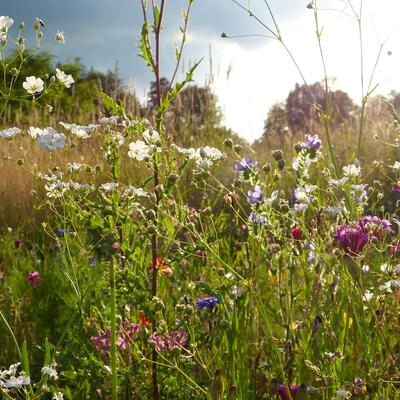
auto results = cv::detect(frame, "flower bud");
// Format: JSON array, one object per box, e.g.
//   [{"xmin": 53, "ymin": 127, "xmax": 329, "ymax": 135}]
[
  {"xmin": 277, "ymin": 159, "xmax": 286, "ymax": 170},
  {"xmin": 233, "ymin": 144, "xmax": 241, "ymax": 153},
  {"xmin": 19, "ymin": 22, "xmax": 25, "ymax": 30},
  {"xmin": 223, "ymin": 138, "xmax": 233, "ymax": 148},
  {"xmin": 272, "ymin": 149, "xmax": 283, "ymax": 161},
  {"xmin": 293, "ymin": 143, "xmax": 303, "ymax": 153},
  {"xmin": 262, "ymin": 162, "xmax": 271, "ymax": 173}
]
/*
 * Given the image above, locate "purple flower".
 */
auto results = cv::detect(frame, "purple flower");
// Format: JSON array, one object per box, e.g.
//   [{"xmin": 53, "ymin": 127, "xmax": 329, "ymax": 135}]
[
  {"xmin": 334, "ymin": 216, "xmax": 394, "ymax": 256},
  {"xmin": 88, "ymin": 256, "xmax": 97, "ymax": 267},
  {"xmin": 248, "ymin": 186, "xmax": 263, "ymax": 204},
  {"xmin": 235, "ymin": 156, "xmax": 256, "ymax": 172},
  {"xmin": 196, "ymin": 296, "xmax": 220, "ymax": 310},
  {"xmin": 27, "ymin": 271, "xmax": 41, "ymax": 287},
  {"xmin": 334, "ymin": 223, "xmax": 369, "ymax": 256},
  {"xmin": 148, "ymin": 330, "xmax": 188, "ymax": 352},
  {"xmin": 392, "ymin": 184, "xmax": 400, "ymax": 192},
  {"xmin": 277, "ymin": 384, "xmax": 301, "ymax": 400},
  {"xmin": 303, "ymin": 133, "xmax": 321, "ymax": 150},
  {"xmin": 249, "ymin": 212, "xmax": 265, "ymax": 225}
]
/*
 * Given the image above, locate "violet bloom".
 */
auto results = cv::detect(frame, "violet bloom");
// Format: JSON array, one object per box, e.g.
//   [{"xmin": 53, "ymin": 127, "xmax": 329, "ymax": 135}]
[
  {"xmin": 248, "ymin": 186, "xmax": 263, "ymax": 204},
  {"xmin": 249, "ymin": 212, "xmax": 265, "ymax": 225},
  {"xmin": 235, "ymin": 156, "xmax": 256, "ymax": 172},
  {"xmin": 91, "ymin": 330, "xmax": 111, "ymax": 352},
  {"xmin": 359, "ymin": 216, "xmax": 394, "ymax": 239},
  {"xmin": 277, "ymin": 384, "xmax": 301, "ymax": 400},
  {"xmin": 117, "ymin": 322, "xmax": 141, "ymax": 350},
  {"xmin": 334, "ymin": 223, "xmax": 369, "ymax": 256},
  {"xmin": 392, "ymin": 184, "xmax": 400, "ymax": 192},
  {"xmin": 196, "ymin": 296, "xmax": 220, "ymax": 310},
  {"xmin": 303, "ymin": 133, "xmax": 321, "ymax": 150},
  {"xmin": 27, "ymin": 271, "xmax": 40, "ymax": 287},
  {"xmin": 148, "ymin": 330, "xmax": 188, "ymax": 352}
]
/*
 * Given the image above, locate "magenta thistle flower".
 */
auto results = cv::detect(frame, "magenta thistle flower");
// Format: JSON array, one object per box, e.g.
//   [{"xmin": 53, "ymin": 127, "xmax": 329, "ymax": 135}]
[
  {"xmin": 27, "ymin": 271, "xmax": 40, "ymax": 286},
  {"xmin": 392, "ymin": 184, "xmax": 400, "ymax": 192},
  {"xmin": 334, "ymin": 223, "xmax": 369, "ymax": 256}
]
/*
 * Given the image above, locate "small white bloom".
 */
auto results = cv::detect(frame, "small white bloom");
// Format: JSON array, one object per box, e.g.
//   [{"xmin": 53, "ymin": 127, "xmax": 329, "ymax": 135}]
[
  {"xmin": 37, "ymin": 128, "xmax": 66, "ymax": 151},
  {"xmin": 67, "ymin": 162, "xmax": 82, "ymax": 172},
  {"xmin": 28, "ymin": 126, "xmax": 43, "ymax": 140},
  {"xmin": 390, "ymin": 161, "xmax": 400, "ymax": 171},
  {"xmin": 41, "ymin": 366, "xmax": 58, "ymax": 380},
  {"xmin": 343, "ymin": 164, "xmax": 361, "ymax": 178},
  {"xmin": 55, "ymin": 31, "xmax": 65, "ymax": 44},
  {"xmin": 2, "ymin": 375, "xmax": 30, "ymax": 388},
  {"xmin": 99, "ymin": 116, "xmax": 119, "ymax": 125},
  {"xmin": 1, "ymin": 33, "xmax": 7, "ymax": 46},
  {"xmin": 0, "ymin": 16, "xmax": 14, "ymax": 33},
  {"xmin": 128, "ymin": 140, "xmax": 150, "ymax": 161},
  {"xmin": 23, "ymin": 76, "xmax": 44, "ymax": 94},
  {"xmin": 100, "ymin": 182, "xmax": 119, "ymax": 192},
  {"xmin": 329, "ymin": 177, "xmax": 348, "ymax": 187},
  {"xmin": 53, "ymin": 392, "xmax": 64, "ymax": 400},
  {"xmin": 45, "ymin": 180, "xmax": 69, "ymax": 198},
  {"xmin": 102, "ymin": 365, "xmax": 112, "ymax": 374},
  {"xmin": 143, "ymin": 129, "xmax": 160, "ymax": 144},
  {"xmin": 55, "ymin": 69, "xmax": 74, "ymax": 88},
  {"xmin": 0, "ymin": 127, "xmax": 21, "ymax": 138},
  {"xmin": 123, "ymin": 186, "xmax": 149, "ymax": 198},
  {"xmin": 59, "ymin": 122, "xmax": 98, "ymax": 139}
]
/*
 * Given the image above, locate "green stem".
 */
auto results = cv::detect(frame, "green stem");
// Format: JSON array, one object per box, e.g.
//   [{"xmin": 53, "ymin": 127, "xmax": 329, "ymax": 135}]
[{"xmin": 110, "ymin": 257, "xmax": 118, "ymax": 400}]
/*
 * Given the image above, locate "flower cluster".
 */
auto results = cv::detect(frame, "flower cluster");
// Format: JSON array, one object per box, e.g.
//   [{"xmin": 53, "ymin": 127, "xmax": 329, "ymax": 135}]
[
  {"xmin": 0, "ymin": 363, "xmax": 30, "ymax": 389},
  {"xmin": 334, "ymin": 216, "xmax": 393, "ymax": 256},
  {"xmin": 148, "ymin": 330, "xmax": 188, "ymax": 352},
  {"xmin": 195, "ymin": 296, "xmax": 220, "ymax": 310},
  {"xmin": 91, "ymin": 322, "xmax": 141, "ymax": 352}
]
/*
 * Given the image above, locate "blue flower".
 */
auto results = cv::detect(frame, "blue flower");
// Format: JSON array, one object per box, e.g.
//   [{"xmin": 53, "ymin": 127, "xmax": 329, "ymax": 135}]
[
  {"xmin": 196, "ymin": 296, "xmax": 220, "ymax": 310},
  {"xmin": 55, "ymin": 228, "xmax": 70, "ymax": 237},
  {"xmin": 248, "ymin": 186, "xmax": 263, "ymax": 204},
  {"xmin": 249, "ymin": 212, "xmax": 265, "ymax": 225},
  {"xmin": 303, "ymin": 133, "xmax": 321, "ymax": 150},
  {"xmin": 235, "ymin": 156, "xmax": 255, "ymax": 172},
  {"xmin": 88, "ymin": 256, "xmax": 98, "ymax": 267}
]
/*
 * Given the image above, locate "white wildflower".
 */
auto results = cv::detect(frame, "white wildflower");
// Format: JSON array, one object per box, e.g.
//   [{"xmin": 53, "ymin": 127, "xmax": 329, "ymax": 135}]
[
  {"xmin": 0, "ymin": 16, "xmax": 14, "ymax": 33},
  {"xmin": 128, "ymin": 140, "xmax": 150, "ymax": 161},
  {"xmin": 45, "ymin": 180, "xmax": 69, "ymax": 198},
  {"xmin": 41, "ymin": 366, "xmax": 58, "ymax": 380},
  {"xmin": 28, "ymin": 126, "xmax": 43, "ymax": 140},
  {"xmin": 55, "ymin": 69, "xmax": 74, "ymax": 88},
  {"xmin": 0, "ymin": 127, "xmax": 21, "ymax": 138},
  {"xmin": 343, "ymin": 164, "xmax": 361, "ymax": 178},
  {"xmin": 123, "ymin": 186, "xmax": 149, "ymax": 198},
  {"xmin": 100, "ymin": 182, "xmax": 119, "ymax": 192},
  {"xmin": 379, "ymin": 279, "xmax": 400, "ymax": 293},
  {"xmin": 143, "ymin": 129, "xmax": 160, "ymax": 144},
  {"xmin": 1, "ymin": 375, "xmax": 30, "ymax": 388},
  {"xmin": 59, "ymin": 122, "xmax": 98, "ymax": 139},
  {"xmin": 37, "ymin": 128, "xmax": 66, "ymax": 150},
  {"xmin": 53, "ymin": 392, "xmax": 64, "ymax": 400},
  {"xmin": 67, "ymin": 162, "xmax": 82, "ymax": 172},
  {"xmin": 55, "ymin": 31, "xmax": 65, "ymax": 44},
  {"xmin": 23, "ymin": 76, "xmax": 44, "ymax": 94},
  {"xmin": 99, "ymin": 116, "xmax": 119, "ymax": 125},
  {"xmin": 328, "ymin": 177, "xmax": 348, "ymax": 187}
]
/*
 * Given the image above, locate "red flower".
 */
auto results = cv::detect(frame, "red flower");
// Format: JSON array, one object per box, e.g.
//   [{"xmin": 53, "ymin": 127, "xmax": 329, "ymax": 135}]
[
  {"xmin": 138, "ymin": 310, "xmax": 151, "ymax": 327},
  {"xmin": 149, "ymin": 257, "xmax": 164, "ymax": 270},
  {"xmin": 27, "ymin": 271, "xmax": 40, "ymax": 287},
  {"xmin": 291, "ymin": 226, "xmax": 302, "ymax": 240}
]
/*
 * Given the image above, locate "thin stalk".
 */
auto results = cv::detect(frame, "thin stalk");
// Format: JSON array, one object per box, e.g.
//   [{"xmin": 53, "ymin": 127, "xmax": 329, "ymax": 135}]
[{"xmin": 110, "ymin": 257, "xmax": 118, "ymax": 400}]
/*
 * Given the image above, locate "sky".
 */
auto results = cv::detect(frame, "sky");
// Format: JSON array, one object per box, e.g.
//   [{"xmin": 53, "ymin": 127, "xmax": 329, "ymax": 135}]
[{"xmin": 2, "ymin": 0, "xmax": 400, "ymax": 142}]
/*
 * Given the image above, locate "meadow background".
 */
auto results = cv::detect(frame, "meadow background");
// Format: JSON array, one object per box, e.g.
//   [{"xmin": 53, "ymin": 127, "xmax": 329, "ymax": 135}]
[{"xmin": 0, "ymin": 1, "xmax": 400, "ymax": 399}]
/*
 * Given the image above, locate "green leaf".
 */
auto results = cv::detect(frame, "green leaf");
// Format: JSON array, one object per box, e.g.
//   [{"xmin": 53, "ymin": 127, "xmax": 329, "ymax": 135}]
[
  {"xmin": 138, "ymin": 22, "xmax": 155, "ymax": 72},
  {"xmin": 99, "ymin": 92, "xmax": 125, "ymax": 116},
  {"xmin": 343, "ymin": 254, "xmax": 361, "ymax": 281},
  {"xmin": 21, "ymin": 340, "xmax": 30, "ymax": 376}
]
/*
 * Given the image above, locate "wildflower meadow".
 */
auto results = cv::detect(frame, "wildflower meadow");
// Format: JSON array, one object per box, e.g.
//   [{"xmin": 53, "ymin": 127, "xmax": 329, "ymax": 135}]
[{"xmin": 0, "ymin": 1, "xmax": 400, "ymax": 399}]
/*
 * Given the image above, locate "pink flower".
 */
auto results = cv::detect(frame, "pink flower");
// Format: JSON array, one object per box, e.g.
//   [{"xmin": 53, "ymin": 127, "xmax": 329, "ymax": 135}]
[
  {"xmin": 27, "ymin": 271, "xmax": 40, "ymax": 286},
  {"xmin": 392, "ymin": 184, "xmax": 400, "ymax": 192}
]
